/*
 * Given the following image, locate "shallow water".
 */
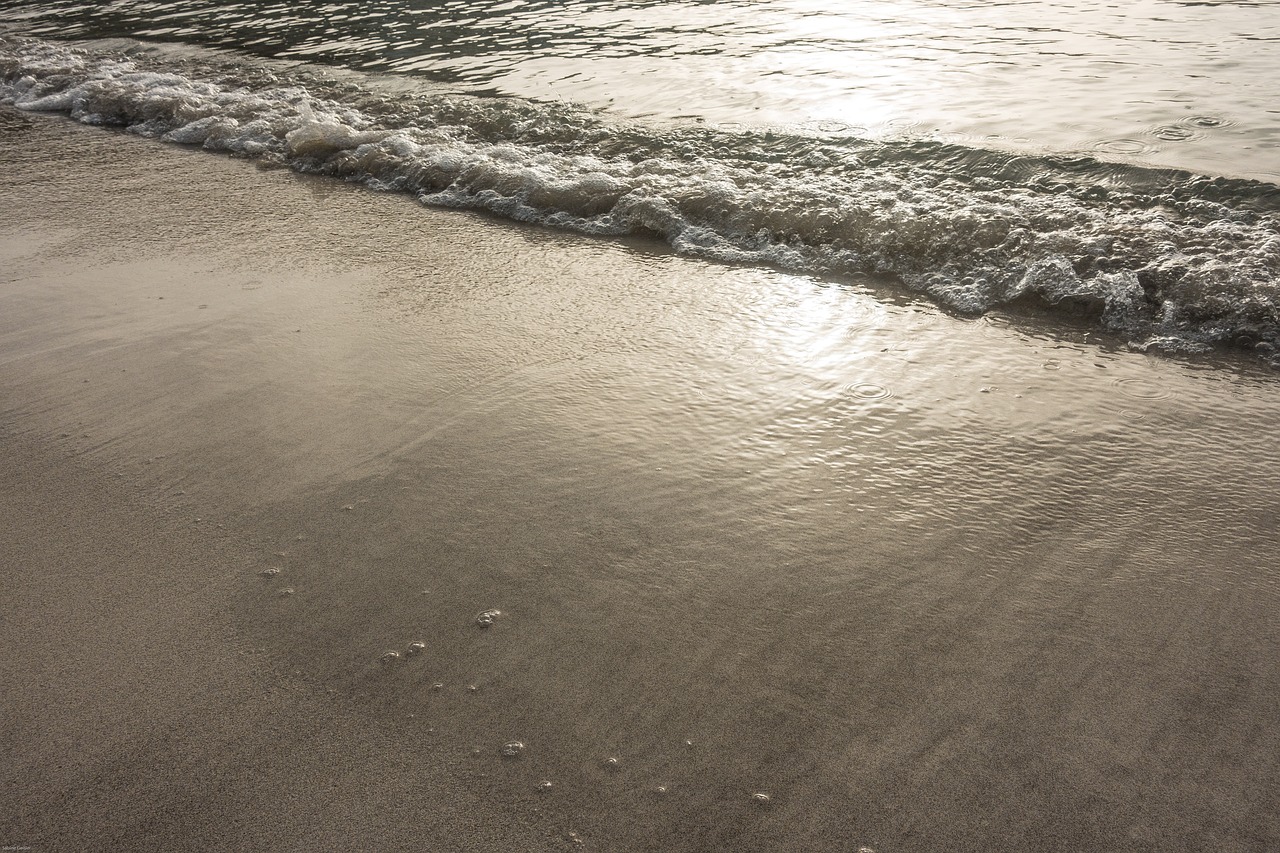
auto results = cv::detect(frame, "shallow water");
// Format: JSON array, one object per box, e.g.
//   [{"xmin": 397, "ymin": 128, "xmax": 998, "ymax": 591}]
[
  {"xmin": 7, "ymin": 0, "xmax": 1280, "ymax": 182},
  {"xmin": 4, "ymin": 0, "xmax": 1280, "ymax": 358},
  {"xmin": 4, "ymin": 6, "xmax": 1280, "ymax": 846},
  {"xmin": 4, "ymin": 30, "xmax": 1280, "ymax": 359},
  {"xmin": 4, "ymin": 86, "xmax": 1280, "ymax": 851}
]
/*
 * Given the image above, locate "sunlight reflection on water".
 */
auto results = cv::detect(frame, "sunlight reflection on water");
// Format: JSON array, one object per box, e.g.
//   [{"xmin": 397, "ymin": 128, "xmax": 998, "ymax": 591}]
[{"xmin": 8, "ymin": 0, "xmax": 1280, "ymax": 178}]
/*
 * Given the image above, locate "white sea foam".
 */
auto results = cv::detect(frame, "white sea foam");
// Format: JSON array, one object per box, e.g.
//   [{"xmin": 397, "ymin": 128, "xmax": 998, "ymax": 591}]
[{"xmin": 3, "ymin": 34, "xmax": 1279, "ymax": 357}]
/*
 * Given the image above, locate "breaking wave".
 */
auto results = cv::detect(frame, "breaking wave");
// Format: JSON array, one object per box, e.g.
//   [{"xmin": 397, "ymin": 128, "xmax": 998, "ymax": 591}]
[{"xmin": 4, "ymin": 33, "xmax": 1280, "ymax": 358}]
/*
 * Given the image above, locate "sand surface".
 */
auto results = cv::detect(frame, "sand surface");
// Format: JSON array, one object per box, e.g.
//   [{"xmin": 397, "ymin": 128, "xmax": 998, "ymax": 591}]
[{"xmin": 3, "ymin": 108, "xmax": 1280, "ymax": 852}]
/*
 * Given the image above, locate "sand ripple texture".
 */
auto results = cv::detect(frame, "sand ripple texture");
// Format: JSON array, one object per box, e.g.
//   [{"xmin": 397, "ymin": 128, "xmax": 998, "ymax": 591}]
[{"xmin": 4, "ymin": 35, "xmax": 1280, "ymax": 358}]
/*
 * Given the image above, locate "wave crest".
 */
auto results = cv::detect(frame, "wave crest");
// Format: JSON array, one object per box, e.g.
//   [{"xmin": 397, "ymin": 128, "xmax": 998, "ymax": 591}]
[{"xmin": 4, "ymin": 34, "xmax": 1280, "ymax": 358}]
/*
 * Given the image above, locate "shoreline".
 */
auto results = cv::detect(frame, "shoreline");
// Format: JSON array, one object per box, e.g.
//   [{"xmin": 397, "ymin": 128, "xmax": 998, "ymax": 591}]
[{"xmin": 4, "ymin": 110, "xmax": 1280, "ymax": 852}]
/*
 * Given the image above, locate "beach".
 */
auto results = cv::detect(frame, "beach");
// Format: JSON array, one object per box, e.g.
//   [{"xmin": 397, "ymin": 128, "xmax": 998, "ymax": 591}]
[{"xmin": 3, "ymin": 107, "xmax": 1280, "ymax": 852}]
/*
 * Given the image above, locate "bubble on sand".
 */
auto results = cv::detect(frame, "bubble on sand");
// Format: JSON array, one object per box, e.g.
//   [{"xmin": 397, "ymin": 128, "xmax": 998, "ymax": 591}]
[
  {"xmin": 847, "ymin": 383, "xmax": 891, "ymax": 400},
  {"xmin": 475, "ymin": 608, "xmax": 502, "ymax": 627},
  {"xmin": 501, "ymin": 741, "xmax": 525, "ymax": 758},
  {"xmin": 603, "ymin": 757, "xmax": 621, "ymax": 771},
  {"xmin": 1152, "ymin": 124, "xmax": 1195, "ymax": 142},
  {"xmin": 258, "ymin": 567, "xmax": 281, "ymax": 577},
  {"xmin": 405, "ymin": 641, "xmax": 427, "ymax": 656},
  {"xmin": 567, "ymin": 831, "xmax": 584, "ymax": 844},
  {"xmin": 655, "ymin": 785, "xmax": 670, "ymax": 795},
  {"xmin": 1188, "ymin": 115, "xmax": 1229, "ymax": 128},
  {"xmin": 857, "ymin": 847, "xmax": 877, "ymax": 853},
  {"xmin": 278, "ymin": 587, "xmax": 295, "ymax": 596},
  {"xmin": 341, "ymin": 504, "xmax": 355, "ymax": 511},
  {"xmin": 1114, "ymin": 377, "xmax": 1171, "ymax": 400},
  {"xmin": 380, "ymin": 650, "xmax": 402, "ymax": 664},
  {"xmin": 432, "ymin": 682, "xmax": 444, "ymax": 691},
  {"xmin": 1092, "ymin": 137, "xmax": 1154, "ymax": 156},
  {"xmin": 537, "ymin": 780, "xmax": 553, "ymax": 792},
  {"xmin": 751, "ymin": 792, "xmax": 772, "ymax": 805},
  {"xmin": 468, "ymin": 684, "xmax": 479, "ymax": 693}
]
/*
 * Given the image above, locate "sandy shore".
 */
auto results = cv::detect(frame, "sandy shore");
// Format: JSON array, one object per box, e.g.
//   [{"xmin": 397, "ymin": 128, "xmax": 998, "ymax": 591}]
[
  {"xmin": 0, "ymin": 111, "xmax": 575, "ymax": 852},
  {"xmin": 3, "ymin": 108, "xmax": 1280, "ymax": 852}
]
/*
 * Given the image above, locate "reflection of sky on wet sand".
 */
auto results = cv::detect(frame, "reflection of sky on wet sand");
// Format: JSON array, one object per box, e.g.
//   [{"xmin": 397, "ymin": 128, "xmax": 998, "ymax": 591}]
[
  {"xmin": 13, "ymin": 0, "xmax": 1280, "ymax": 178},
  {"xmin": 7, "ymin": 44, "xmax": 1280, "ymax": 852}
]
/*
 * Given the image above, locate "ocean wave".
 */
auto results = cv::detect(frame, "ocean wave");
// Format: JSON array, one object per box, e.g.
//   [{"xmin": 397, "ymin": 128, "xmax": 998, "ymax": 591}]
[{"xmin": 3, "ymin": 34, "xmax": 1280, "ymax": 359}]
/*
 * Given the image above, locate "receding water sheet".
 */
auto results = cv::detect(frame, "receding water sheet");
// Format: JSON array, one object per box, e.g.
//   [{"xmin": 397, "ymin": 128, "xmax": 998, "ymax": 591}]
[{"xmin": 3, "ymin": 3, "xmax": 1280, "ymax": 852}]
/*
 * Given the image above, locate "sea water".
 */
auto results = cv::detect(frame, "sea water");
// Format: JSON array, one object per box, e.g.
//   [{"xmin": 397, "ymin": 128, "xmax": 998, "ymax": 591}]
[{"xmin": 2, "ymin": 0, "xmax": 1279, "ymax": 357}]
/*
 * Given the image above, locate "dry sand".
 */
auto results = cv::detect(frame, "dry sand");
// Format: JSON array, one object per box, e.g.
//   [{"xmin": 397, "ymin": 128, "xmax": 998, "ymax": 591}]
[{"xmin": 3, "ymin": 108, "xmax": 1280, "ymax": 852}]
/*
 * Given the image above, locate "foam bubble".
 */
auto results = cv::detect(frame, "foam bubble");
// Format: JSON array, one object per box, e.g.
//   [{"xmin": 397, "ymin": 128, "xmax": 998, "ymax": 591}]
[
  {"xmin": 847, "ymin": 383, "xmax": 891, "ymax": 400},
  {"xmin": 475, "ymin": 609, "xmax": 502, "ymax": 627},
  {"xmin": 1113, "ymin": 377, "xmax": 1172, "ymax": 400},
  {"xmin": 1093, "ymin": 138, "xmax": 1155, "ymax": 156},
  {"xmin": 500, "ymin": 741, "xmax": 525, "ymax": 758},
  {"xmin": 1153, "ymin": 125, "xmax": 1196, "ymax": 143},
  {"xmin": 286, "ymin": 102, "xmax": 390, "ymax": 158}
]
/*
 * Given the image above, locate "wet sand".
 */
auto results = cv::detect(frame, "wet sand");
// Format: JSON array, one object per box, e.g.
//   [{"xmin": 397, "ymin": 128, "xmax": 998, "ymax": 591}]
[{"xmin": 3, "ymin": 109, "xmax": 1280, "ymax": 852}]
